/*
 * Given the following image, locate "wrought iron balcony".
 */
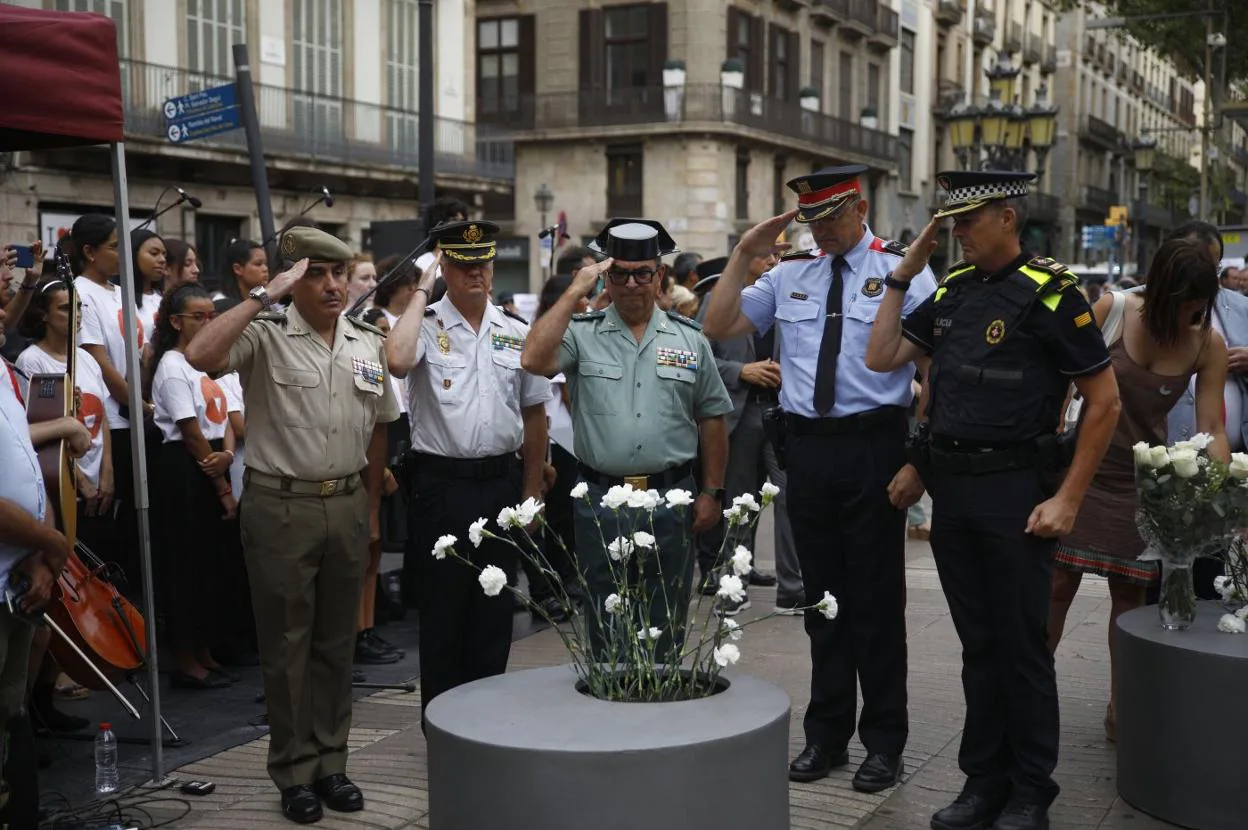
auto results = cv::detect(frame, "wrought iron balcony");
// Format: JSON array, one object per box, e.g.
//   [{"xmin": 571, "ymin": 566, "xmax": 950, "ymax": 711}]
[
  {"xmin": 1042, "ymin": 44, "xmax": 1057, "ymax": 74},
  {"xmin": 933, "ymin": 79, "xmax": 966, "ymax": 117},
  {"xmin": 1079, "ymin": 115, "xmax": 1126, "ymax": 152},
  {"xmin": 117, "ymin": 60, "xmax": 514, "ymax": 180},
  {"xmin": 1022, "ymin": 33, "xmax": 1041, "ymax": 65},
  {"xmin": 1082, "ymin": 184, "xmax": 1117, "ymax": 215},
  {"xmin": 936, "ymin": 0, "xmax": 963, "ymax": 26},
  {"xmin": 810, "ymin": 0, "xmax": 850, "ymax": 25},
  {"xmin": 512, "ymin": 85, "xmax": 897, "ymax": 166},
  {"xmin": 1005, "ymin": 22, "xmax": 1022, "ymax": 53},
  {"xmin": 870, "ymin": 3, "xmax": 899, "ymax": 49},
  {"xmin": 972, "ymin": 12, "xmax": 995, "ymax": 46},
  {"xmin": 845, "ymin": 0, "xmax": 879, "ymax": 36}
]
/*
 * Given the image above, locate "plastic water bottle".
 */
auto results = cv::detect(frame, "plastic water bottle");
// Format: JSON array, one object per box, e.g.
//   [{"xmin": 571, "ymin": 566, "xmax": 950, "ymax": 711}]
[{"xmin": 94, "ymin": 722, "xmax": 119, "ymax": 795}]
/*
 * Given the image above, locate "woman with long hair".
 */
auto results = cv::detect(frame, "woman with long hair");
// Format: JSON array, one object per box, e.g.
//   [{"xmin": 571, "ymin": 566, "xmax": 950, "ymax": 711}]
[
  {"xmin": 213, "ymin": 239, "xmax": 268, "ymax": 303},
  {"xmin": 1049, "ymin": 237, "xmax": 1229, "ymax": 741},
  {"xmin": 72, "ymin": 213, "xmax": 149, "ymax": 592},
  {"xmin": 148, "ymin": 284, "xmax": 240, "ymax": 688},
  {"xmin": 164, "ymin": 239, "xmax": 201, "ymax": 291},
  {"xmin": 131, "ymin": 229, "xmax": 167, "ymax": 345},
  {"xmin": 346, "ymin": 255, "xmax": 377, "ymax": 309}
]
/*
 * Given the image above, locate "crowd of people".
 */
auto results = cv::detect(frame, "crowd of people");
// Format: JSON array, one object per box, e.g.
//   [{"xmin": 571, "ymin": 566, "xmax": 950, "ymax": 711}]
[{"xmin": 0, "ymin": 166, "xmax": 1242, "ymax": 829}]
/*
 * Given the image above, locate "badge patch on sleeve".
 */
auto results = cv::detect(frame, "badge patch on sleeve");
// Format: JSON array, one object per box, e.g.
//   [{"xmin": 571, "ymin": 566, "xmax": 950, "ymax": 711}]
[
  {"xmin": 352, "ymin": 357, "xmax": 385, "ymax": 384},
  {"xmin": 985, "ymin": 319, "xmax": 1006, "ymax": 345},
  {"xmin": 1073, "ymin": 311, "xmax": 1093, "ymax": 329},
  {"xmin": 656, "ymin": 347, "xmax": 698, "ymax": 370},
  {"xmin": 862, "ymin": 277, "xmax": 884, "ymax": 298}
]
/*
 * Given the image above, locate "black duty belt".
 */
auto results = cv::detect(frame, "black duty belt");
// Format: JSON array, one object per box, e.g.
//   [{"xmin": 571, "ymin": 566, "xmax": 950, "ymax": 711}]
[
  {"xmin": 411, "ymin": 451, "xmax": 517, "ymax": 480},
  {"xmin": 787, "ymin": 406, "xmax": 906, "ymax": 436},
  {"xmin": 927, "ymin": 437, "xmax": 1042, "ymax": 475},
  {"xmin": 747, "ymin": 387, "xmax": 780, "ymax": 405},
  {"xmin": 577, "ymin": 461, "xmax": 694, "ymax": 492}
]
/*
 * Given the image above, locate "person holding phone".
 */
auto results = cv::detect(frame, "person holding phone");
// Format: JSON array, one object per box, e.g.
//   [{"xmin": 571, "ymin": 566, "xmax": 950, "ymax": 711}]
[{"xmin": 1, "ymin": 240, "xmax": 45, "ymax": 363}]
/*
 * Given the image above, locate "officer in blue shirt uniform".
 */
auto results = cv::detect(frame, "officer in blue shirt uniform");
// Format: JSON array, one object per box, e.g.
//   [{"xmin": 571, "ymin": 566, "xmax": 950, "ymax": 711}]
[{"xmin": 704, "ymin": 165, "xmax": 937, "ymax": 792}]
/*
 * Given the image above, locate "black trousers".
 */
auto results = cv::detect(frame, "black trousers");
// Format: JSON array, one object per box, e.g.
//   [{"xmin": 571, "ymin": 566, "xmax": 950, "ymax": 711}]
[
  {"xmin": 410, "ymin": 461, "xmax": 521, "ymax": 722},
  {"xmin": 927, "ymin": 464, "xmax": 1060, "ymax": 807},
  {"xmin": 521, "ymin": 443, "xmax": 578, "ymax": 603},
  {"xmin": 786, "ymin": 419, "xmax": 909, "ymax": 756}
]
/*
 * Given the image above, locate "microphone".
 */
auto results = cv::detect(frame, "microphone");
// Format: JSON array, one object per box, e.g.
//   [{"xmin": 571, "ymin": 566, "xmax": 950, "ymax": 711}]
[
  {"xmin": 321, "ymin": 186, "xmax": 334, "ymax": 209},
  {"xmin": 538, "ymin": 225, "xmax": 559, "ymax": 239},
  {"xmin": 176, "ymin": 187, "xmax": 203, "ymax": 209}
]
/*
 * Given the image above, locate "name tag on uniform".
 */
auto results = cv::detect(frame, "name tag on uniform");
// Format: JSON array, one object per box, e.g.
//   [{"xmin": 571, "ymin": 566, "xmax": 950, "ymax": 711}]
[
  {"xmin": 789, "ymin": 291, "xmax": 809, "ymax": 301},
  {"xmin": 491, "ymin": 333, "xmax": 524, "ymax": 352},
  {"xmin": 352, "ymin": 357, "xmax": 385, "ymax": 385},
  {"xmin": 656, "ymin": 347, "xmax": 698, "ymax": 371}
]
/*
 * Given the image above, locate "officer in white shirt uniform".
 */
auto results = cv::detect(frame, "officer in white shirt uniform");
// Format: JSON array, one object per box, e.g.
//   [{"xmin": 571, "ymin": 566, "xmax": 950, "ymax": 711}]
[
  {"xmin": 385, "ymin": 219, "xmax": 551, "ymax": 725},
  {"xmin": 703, "ymin": 165, "xmax": 937, "ymax": 792}
]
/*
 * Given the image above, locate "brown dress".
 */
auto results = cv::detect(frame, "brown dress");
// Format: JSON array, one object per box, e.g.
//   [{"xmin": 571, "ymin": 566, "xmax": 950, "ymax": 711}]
[{"xmin": 1057, "ymin": 337, "xmax": 1197, "ymax": 585}]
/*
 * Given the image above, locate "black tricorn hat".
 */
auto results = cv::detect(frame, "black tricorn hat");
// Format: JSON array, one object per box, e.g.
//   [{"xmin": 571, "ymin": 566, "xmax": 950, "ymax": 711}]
[
  {"xmin": 588, "ymin": 218, "xmax": 680, "ymax": 261},
  {"xmin": 692, "ymin": 256, "xmax": 729, "ymax": 295},
  {"xmin": 431, "ymin": 220, "xmax": 500, "ymax": 264}
]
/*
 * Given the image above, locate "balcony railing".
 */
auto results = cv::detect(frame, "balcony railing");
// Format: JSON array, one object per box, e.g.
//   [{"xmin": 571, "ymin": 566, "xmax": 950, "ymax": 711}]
[
  {"xmin": 973, "ymin": 13, "xmax": 995, "ymax": 46},
  {"xmin": 935, "ymin": 0, "xmax": 963, "ymax": 25},
  {"xmin": 933, "ymin": 79, "xmax": 966, "ymax": 115},
  {"xmin": 1082, "ymin": 185, "xmax": 1117, "ymax": 214},
  {"xmin": 873, "ymin": 4, "xmax": 899, "ymax": 45},
  {"xmin": 117, "ymin": 60, "xmax": 514, "ymax": 180},
  {"xmin": 1042, "ymin": 43, "xmax": 1057, "ymax": 73},
  {"xmin": 847, "ymin": 0, "xmax": 878, "ymax": 32},
  {"xmin": 514, "ymin": 85, "xmax": 896, "ymax": 165},
  {"xmin": 1022, "ymin": 34, "xmax": 1041, "ymax": 65},
  {"xmin": 811, "ymin": 0, "xmax": 849, "ymax": 24},
  {"xmin": 1080, "ymin": 114, "xmax": 1125, "ymax": 150},
  {"xmin": 1006, "ymin": 22, "xmax": 1022, "ymax": 53}
]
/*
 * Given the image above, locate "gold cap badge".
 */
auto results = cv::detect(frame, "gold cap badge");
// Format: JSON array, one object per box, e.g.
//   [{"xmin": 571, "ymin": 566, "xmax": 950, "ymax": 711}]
[{"xmin": 464, "ymin": 224, "xmax": 483, "ymax": 244}]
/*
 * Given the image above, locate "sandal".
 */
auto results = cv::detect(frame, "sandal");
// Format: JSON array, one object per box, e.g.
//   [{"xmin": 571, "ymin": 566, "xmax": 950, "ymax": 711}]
[{"xmin": 54, "ymin": 682, "xmax": 90, "ymax": 701}]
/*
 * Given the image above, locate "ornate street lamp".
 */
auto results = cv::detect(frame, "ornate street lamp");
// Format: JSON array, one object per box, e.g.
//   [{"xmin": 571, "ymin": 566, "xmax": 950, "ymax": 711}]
[
  {"xmin": 948, "ymin": 103, "xmax": 980, "ymax": 171},
  {"xmin": 985, "ymin": 52, "xmax": 1021, "ymax": 108},
  {"xmin": 534, "ymin": 183, "xmax": 555, "ymax": 274},
  {"xmin": 1027, "ymin": 83, "xmax": 1059, "ymax": 180},
  {"xmin": 1134, "ymin": 132, "xmax": 1157, "ymax": 278}
]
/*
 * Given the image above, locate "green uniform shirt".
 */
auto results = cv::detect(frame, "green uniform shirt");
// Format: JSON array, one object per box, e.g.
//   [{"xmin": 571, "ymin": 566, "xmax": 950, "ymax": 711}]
[{"xmin": 558, "ymin": 304, "xmax": 733, "ymax": 476}]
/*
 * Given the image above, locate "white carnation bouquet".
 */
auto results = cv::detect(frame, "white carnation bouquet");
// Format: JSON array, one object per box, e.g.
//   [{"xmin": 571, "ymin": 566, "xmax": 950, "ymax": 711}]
[
  {"xmin": 433, "ymin": 481, "xmax": 837, "ymax": 701},
  {"xmin": 1133, "ymin": 433, "xmax": 1248, "ymax": 629}
]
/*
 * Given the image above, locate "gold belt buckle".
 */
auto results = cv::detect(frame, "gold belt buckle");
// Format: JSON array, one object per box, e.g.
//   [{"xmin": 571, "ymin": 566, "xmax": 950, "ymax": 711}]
[
  {"xmin": 319, "ymin": 479, "xmax": 340, "ymax": 497},
  {"xmin": 624, "ymin": 475, "xmax": 648, "ymax": 490}
]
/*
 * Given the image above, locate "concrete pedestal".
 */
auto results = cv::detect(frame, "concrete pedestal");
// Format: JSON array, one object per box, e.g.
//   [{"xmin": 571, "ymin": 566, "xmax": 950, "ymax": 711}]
[
  {"xmin": 425, "ymin": 665, "xmax": 791, "ymax": 830},
  {"xmin": 1117, "ymin": 602, "xmax": 1248, "ymax": 830}
]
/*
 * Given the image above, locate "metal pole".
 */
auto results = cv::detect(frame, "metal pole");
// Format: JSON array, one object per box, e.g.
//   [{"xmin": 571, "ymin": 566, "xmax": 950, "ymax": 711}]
[
  {"xmin": 110, "ymin": 142, "xmax": 164, "ymax": 782},
  {"xmin": 1199, "ymin": 8, "xmax": 1212, "ymax": 221},
  {"xmin": 233, "ymin": 44, "xmax": 277, "ymax": 263},
  {"xmin": 1136, "ymin": 179, "xmax": 1148, "ymax": 279},
  {"xmin": 419, "ymin": 0, "xmax": 436, "ymax": 231}
]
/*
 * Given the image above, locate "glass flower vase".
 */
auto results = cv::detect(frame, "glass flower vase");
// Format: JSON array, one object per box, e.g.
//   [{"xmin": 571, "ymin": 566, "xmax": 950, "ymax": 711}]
[{"xmin": 1158, "ymin": 556, "xmax": 1197, "ymax": 631}]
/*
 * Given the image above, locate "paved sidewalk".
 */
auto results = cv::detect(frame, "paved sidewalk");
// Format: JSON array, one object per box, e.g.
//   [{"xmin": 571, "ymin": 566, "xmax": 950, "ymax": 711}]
[{"xmin": 145, "ymin": 534, "xmax": 1178, "ymax": 829}]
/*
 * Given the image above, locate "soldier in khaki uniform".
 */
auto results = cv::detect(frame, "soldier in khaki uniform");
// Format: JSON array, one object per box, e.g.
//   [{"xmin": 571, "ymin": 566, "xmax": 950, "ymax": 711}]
[
  {"xmin": 523, "ymin": 219, "xmax": 733, "ymax": 661},
  {"xmin": 187, "ymin": 227, "xmax": 399, "ymax": 825}
]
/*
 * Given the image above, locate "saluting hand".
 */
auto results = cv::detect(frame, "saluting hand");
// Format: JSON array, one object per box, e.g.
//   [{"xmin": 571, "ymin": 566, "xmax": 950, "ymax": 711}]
[
  {"xmin": 893, "ymin": 218, "xmax": 941, "ymax": 283},
  {"xmin": 572, "ymin": 258, "xmax": 614, "ymax": 299},
  {"xmin": 735, "ymin": 211, "xmax": 797, "ymax": 260},
  {"xmin": 265, "ymin": 258, "xmax": 310, "ymax": 301},
  {"xmin": 1025, "ymin": 495, "xmax": 1078, "ymax": 539}
]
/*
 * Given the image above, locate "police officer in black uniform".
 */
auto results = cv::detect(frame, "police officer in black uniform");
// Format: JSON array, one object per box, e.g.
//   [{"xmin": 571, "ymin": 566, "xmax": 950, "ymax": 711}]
[{"xmin": 865, "ymin": 170, "xmax": 1121, "ymax": 830}]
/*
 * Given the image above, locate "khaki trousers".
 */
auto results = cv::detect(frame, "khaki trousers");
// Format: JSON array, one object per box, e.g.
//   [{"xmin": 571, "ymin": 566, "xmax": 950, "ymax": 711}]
[{"xmin": 241, "ymin": 482, "xmax": 368, "ymax": 790}]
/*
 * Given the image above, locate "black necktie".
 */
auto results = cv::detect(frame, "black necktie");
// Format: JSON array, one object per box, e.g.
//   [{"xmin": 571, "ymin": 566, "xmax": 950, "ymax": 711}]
[{"xmin": 813, "ymin": 256, "xmax": 845, "ymax": 416}]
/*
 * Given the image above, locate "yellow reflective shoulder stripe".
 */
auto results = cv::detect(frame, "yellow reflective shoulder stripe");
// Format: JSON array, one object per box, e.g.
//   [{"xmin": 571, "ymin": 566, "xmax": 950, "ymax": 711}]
[
  {"xmin": 1017, "ymin": 265, "xmax": 1054, "ymax": 288},
  {"xmin": 1018, "ymin": 265, "xmax": 1064, "ymax": 311},
  {"xmin": 1040, "ymin": 293, "xmax": 1062, "ymax": 311},
  {"xmin": 935, "ymin": 265, "xmax": 975, "ymax": 301}
]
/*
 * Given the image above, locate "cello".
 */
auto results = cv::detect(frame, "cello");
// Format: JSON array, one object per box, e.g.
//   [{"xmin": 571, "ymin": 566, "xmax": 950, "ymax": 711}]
[{"xmin": 23, "ymin": 250, "xmax": 146, "ymax": 715}]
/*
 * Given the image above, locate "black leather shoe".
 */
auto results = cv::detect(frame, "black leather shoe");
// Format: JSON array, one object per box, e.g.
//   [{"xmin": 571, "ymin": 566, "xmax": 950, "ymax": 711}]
[
  {"xmin": 366, "ymin": 629, "xmax": 405, "ymax": 658},
  {"xmin": 352, "ymin": 669, "xmax": 367, "ymax": 683},
  {"xmin": 992, "ymin": 802, "xmax": 1049, "ymax": 830},
  {"xmin": 280, "ymin": 784, "xmax": 322, "ymax": 824},
  {"xmin": 931, "ymin": 792, "xmax": 1007, "ymax": 830},
  {"xmin": 852, "ymin": 752, "xmax": 903, "ymax": 793},
  {"xmin": 748, "ymin": 568, "xmax": 777, "ymax": 587},
  {"xmin": 354, "ymin": 632, "xmax": 401, "ymax": 665},
  {"xmin": 314, "ymin": 774, "xmax": 364, "ymax": 813},
  {"xmin": 170, "ymin": 670, "xmax": 231, "ymax": 690},
  {"xmin": 531, "ymin": 596, "xmax": 569, "ymax": 623},
  {"xmin": 788, "ymin": 744, "xmax": 849, "ymax": 782}
]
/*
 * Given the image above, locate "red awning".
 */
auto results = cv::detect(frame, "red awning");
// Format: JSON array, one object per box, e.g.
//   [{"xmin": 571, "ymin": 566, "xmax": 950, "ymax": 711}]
[{"xmin": 0, "ymin": 4, "xmax": 124, "ymax": 150}]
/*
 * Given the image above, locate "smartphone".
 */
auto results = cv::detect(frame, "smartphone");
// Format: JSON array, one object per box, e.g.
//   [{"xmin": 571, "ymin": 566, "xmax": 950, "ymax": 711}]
[
  {"xmin": 180, "ymin": 780, "xmax": 216, "ymax": 796},
  {"xmin": 10, "ymin": 245, "xmax": 34, "ymax": 269}
]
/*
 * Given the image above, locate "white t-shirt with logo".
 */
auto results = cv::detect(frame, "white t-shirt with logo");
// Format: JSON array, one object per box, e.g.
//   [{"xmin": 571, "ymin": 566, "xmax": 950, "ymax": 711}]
[
  {"xmin": 15, "ymin": 345, "xmax": 109, "ymax": 486},
  {"xmin": 152, "ymin": 351, "xmax": 232, "ymax": 444},
  {"xmin": 76, "ymin": 277, "xmax": 144, "ymax": 430},
  {"xmin": 380, "ymin": 308, "xmax": 408, "ymax": 415},
  {"xmin": 217, "ymin": 371, "xmax": 246, "ymax": 499}
]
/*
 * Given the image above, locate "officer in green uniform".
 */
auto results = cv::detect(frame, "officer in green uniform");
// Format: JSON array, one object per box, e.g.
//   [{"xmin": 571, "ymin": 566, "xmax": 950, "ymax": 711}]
[
  {"xmin": 522, "ymin": 219, "xmax": 733, "ymax": 660},
  {"xmin": 865, "ymin": 171, "xmax": 1121, "ymax": 830},
  {"xmin": 186, "ymin": 226, "xmax": 400, "ymax": 825}
]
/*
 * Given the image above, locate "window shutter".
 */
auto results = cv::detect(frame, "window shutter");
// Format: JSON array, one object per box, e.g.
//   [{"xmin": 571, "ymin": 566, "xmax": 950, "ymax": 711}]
[
  {"xmin": 787, "ymin": 30, "xmax": 799, "ymax": 102},
  {"xmin": 727, "ymin": 6, "xmax": 739, "ymax": 63},
  {"xmin": 518, "ymin": 15, "xmax": 536, "ymax": 95},
  {"xmin": 579, "ymin": 8, "xmax": 604, "ymax": 91},
  {"xmin": 748, "ymin": 14, "xmax": 764, "ymax": 92},
  {"xmin": 768, "ymin": 23, "xmax": 778, "ymax": 97},
  {"xmin": 648, "ymin": 2, "xmax": 669, "ymax": 86}
]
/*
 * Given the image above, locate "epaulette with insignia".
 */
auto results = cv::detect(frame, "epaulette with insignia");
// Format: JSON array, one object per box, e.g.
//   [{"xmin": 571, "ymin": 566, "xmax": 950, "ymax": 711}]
[
  {"xmin": 1025, "ymin": 256, "xmax": 1069, "ymax": 277},
  {"xmin": 779, "ymin": 248, "xmax": 819, "ymax": 261},
  {"xmin": 346, "ymin": 316, "xmax": 386, "ymax": 337},
  {"xmin": 256, "ymin": 312, "xmax": 288, "ymax": 324},
  {"xmin": 572, "ymin": 310, "xmax": 606, "ymax": 322},
  {"xmin": 424, "ymin": 307, "xmax": 436, "ymax": 317},
  {"xmin": 880, "ymin": 239, "xmax": 909, "ymax": 257},
  {"xmin": 666, "ymin": 309, "xmax": 702, "ymax": 330},
  {"xmin": 500, "ymin": 307, "xmax": 530, "ymax": 326}
]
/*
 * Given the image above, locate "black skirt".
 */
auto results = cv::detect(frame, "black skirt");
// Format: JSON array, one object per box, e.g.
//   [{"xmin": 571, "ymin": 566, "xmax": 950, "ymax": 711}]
[{"xmin": 154, "ymin": 438, "xmax": 236, "ymax": 652}]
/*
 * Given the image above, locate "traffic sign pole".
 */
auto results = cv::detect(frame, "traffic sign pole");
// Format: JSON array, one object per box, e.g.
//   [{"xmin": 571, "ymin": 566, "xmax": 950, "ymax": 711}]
[{"xmin": 233, "ymin": 44, "xmax": 277, "ymax": 266}]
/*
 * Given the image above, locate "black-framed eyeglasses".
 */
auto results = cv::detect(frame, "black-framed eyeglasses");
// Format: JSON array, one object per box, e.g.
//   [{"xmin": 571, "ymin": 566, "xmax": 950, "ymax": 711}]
[
  {"xmin": 174, "ymin": 311, "xmax": 217, "ymax": 322},
  {"xmin": 606, "ymin": 267, "xmax": 658, "ymax": 285}
]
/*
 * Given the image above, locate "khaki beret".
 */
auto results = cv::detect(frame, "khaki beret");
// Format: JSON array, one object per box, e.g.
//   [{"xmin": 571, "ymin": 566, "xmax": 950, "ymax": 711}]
[{"xmin": 279, "ymin": 226, "xmax": 353, "ymax": 263}]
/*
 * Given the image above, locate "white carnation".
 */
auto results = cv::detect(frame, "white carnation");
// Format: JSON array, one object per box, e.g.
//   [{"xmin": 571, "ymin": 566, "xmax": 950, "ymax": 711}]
[
  {"xmin": 1237, "ymin": 605, "xmax": 1248, "ymax": 621},
  {"xmin": 607, "ymin": 536, "xmax": 634, "ymax": 562},
  {"xmin": 468, "ymin": 518, "xmax": 488, "ymax": 549},
  {"xmin": 713, "ymin": 643, "xmax": 741, "ymax": 667},
  {"xmin": 1189, "ymin": 433, "xmax": 1214, "ymax": 451},
  {"xmin": 637, "ymin": 626, "xmax": 662, "ymax": 642},
  {"xmin": 570, "ymin": 481, "xmax": 589, "ymax": 499},
  {"xmin": 732, "ymin": 493, "xmax": 761, "ymax": 513},
  {"xmin": 432, "ymin": 534, "xmax": 456, "ymax": 560},
  {"xmin": 760, "ymin": 481, "xmax": 780, "ymax": 505},
  {"xmin": 1217, "ymin": 613, "xmax": 1246, "ymax": 634},
  {"xmin": 664, "ymin": 488, "xmax": 694, "ymax": 508},
  {"xmin": 816, "ymin": 591, "xmax": 839, "ymax": 620},
  {"xmin": 632, "ymin": 531, "xmax": 656, "ymax": 549},
  {"xmin": 626, "ymin": 488, "xmax": 660, "ymax": 511},
  {"xmin": 720, "ymin": 617, "xmax": 743, "ymax": 641},
  {"xmin": 496, "ymin": 506, "xmax": 519, "ymax": 529},
  {"xmin": 723, "ymin": 506, "xmax": 743, "ymax": 525},
  {"xmin": 1169, "ymin": 448, "xmax": 1200, "ymax": 479},
  {"xmin": 1229, "ymin": 453, "xmax": 1248, "ymax": 480},
  {"xmin": 514, "ymin": 497, "xmax": 544, "ymax": 526},
  {"xmin": 604, "ymin": 593, "xmax": 623, "ymax": 614},
  {"xmin": 1214, "ymin": 575, "xmax": 1233, "ymax": 601},
  {"xmin": 730, "ymin": 545, "xmax": 753, "ymax": 576},
  {"xmin": 478, "ymin": 565, "xmax": 508, "ymax": 597},
  {"xmin": 717, "ymin": 573, "xmax": 746, "ymax": 603},
  {"xmin": 602, "ymin": 484, "xmax": 634, "ymax": 510}
]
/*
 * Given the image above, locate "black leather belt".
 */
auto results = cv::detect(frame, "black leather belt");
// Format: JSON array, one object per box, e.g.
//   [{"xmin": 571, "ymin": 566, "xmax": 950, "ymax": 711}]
[
  {"xmin": 927, "ymin": 437, "xmax": 1041, "ymax": 475},
  {"xmin": 787, "ymin": 406, "xmax": 906, "ymax": 436},
  {"xmin": 411, "ymin": 451, "xmax": 517, "ymax": 480},
  {"xmin": 577, "ymin": 461, "xmax": 694, "ymax": 491},
  {"xmin": 747, "ymin": 387, "xmax": 779, "ymax": 405}
]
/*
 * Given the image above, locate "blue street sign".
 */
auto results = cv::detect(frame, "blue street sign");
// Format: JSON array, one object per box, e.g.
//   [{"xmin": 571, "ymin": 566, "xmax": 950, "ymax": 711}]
[
  {"xmin": 163, "ymin": 83, "xmax": 238, "ymax": 121},
  {"xmin": 165, "ymin": 108, "xmax": 242, "ymax": 144}
]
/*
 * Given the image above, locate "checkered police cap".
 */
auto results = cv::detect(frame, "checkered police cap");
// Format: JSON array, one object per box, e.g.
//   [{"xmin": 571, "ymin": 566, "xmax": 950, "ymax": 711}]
[{"xmin": 934, "ymin": 170, "xmax": 1036, "ymax": 219}]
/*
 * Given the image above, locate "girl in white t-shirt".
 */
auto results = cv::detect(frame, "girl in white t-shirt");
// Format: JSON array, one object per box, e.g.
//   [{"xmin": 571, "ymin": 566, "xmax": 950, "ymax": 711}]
[
  {"xmin": 131, "ymin": 229, "xmax": 166, "ymax": 366},
  {"xmin": 149, "ymin": 284, "xmax": 240, "ymax": 690}
]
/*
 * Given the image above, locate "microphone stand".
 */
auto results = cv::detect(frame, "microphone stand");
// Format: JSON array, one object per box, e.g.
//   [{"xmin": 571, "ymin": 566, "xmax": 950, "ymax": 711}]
[
  {"xmin": 258, "ymin": 192, "xmax": 333, "ymax": 254},
  {"xmin": 138, "ymin": 189, "xmax": 189, "ymax": 231},
  {"xmin": 345, "ymin": 233, "xmax": 437, "ymax": 318}
]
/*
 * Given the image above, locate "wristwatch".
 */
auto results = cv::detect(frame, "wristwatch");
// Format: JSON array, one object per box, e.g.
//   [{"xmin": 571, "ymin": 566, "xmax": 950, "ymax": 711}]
[
  {"xmin": 700, "ymin": 487, "xmax": 725, "ymax": 501},
  {"xmin": 248, "ymin": 285, "xmax": 273, "ymax": 311},
  {"xmin": 884, "ymin": 275, "xmax": 912, "ymax": 292}
]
